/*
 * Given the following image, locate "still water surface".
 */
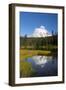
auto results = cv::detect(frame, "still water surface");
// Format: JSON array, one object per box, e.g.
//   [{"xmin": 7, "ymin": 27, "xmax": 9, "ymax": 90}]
[{"xmin": 20, "ymin": 55, "xmax": 58, "ymax": 77}]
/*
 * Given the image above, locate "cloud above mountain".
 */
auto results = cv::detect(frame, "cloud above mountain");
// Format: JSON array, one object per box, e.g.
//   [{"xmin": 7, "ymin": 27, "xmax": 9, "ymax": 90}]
[{"xmin": 31, "ymin": 25, "xmax": 51, "ymax": 37}]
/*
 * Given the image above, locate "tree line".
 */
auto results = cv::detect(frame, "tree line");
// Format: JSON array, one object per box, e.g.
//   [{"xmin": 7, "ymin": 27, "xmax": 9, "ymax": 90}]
[{"xmin": 20, "ymin": 34, "xmax": 58, "ymax": 52}]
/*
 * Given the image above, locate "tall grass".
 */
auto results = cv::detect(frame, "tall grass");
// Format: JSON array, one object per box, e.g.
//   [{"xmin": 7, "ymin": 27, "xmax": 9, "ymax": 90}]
[{"xmin": 20, "ymin": 49, "xmax": 51, "ymax": 60}]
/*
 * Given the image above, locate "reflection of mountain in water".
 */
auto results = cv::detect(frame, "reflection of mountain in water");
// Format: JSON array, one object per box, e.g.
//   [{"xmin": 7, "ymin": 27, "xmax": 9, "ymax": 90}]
[
  {"xmin": 32, "ymin": 56, "xmax": 52, "ymax": 65},
  {"xmin": 21, "ymin": 55, "xmax": 58, "ymax": 77},
  {"xmin": 26, "ymin": 55, "xmax": 58, "ymax": 76}
]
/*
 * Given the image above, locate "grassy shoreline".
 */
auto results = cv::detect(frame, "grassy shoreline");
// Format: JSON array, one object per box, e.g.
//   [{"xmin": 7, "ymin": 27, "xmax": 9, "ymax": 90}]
[{"xmin": 20, "ymin": 49, "xmax": 56, "ymax": 60}]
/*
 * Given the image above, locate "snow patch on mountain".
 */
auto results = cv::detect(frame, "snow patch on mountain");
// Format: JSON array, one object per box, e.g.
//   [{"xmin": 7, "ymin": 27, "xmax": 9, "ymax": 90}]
[{"xmin": 31, "ymin": 25, "xmax": 51, "ymax": 37}]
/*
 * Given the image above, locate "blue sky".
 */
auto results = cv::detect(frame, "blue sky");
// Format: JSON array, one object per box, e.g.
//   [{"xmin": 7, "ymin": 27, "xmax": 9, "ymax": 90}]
[{"xmin": 20, "ymin": 12, "xmax": 58, "ymax": 36}]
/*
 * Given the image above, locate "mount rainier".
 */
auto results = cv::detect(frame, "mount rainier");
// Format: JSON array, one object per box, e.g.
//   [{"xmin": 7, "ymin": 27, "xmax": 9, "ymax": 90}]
[{"xmin": 29, "ymin": 26, "xmax": 52, "ymax": 37}]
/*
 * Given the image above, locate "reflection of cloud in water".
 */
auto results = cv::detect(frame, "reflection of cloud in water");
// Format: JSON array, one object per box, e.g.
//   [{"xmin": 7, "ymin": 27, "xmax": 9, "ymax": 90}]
[{"xmin": 32, "ymin": 56, "xmax": 52, "ymax": 65}]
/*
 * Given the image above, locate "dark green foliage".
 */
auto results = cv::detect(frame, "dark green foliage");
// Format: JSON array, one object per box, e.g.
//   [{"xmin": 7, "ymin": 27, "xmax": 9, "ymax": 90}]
[{"xmin": 20, "ymin": 35, "xmax": 58, "ymax": 51}]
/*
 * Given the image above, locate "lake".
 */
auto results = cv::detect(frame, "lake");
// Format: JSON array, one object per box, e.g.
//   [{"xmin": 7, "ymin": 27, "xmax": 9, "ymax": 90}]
[{"xmin": 20, "ymin": 55, "xmax": 58, "ymax": 77}]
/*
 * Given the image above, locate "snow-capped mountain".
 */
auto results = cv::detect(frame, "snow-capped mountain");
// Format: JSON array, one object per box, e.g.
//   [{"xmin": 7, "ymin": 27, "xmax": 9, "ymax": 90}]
[{"xmin": 29, "ymin": 26, "xmax": 52, "ymax": 37}]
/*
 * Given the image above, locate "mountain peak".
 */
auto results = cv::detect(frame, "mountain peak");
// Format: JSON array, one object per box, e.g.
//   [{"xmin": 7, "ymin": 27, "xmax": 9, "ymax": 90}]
[{"xmin": 31, "ymin": 26, "xmax": 51, "ymax": 37}]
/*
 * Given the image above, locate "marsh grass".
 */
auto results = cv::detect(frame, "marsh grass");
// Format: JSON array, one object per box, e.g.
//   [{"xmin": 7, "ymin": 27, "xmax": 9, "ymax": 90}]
[
  {"xmin": 20, "ymin": 49, "xmax": 51, "ymax": 60},
  {"xmin": 20, "ymin": 61, "xmax": 36, "ymax": 77}
]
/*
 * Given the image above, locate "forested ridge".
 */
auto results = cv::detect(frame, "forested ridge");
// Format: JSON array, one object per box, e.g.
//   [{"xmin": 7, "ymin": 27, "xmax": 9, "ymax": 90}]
[{"xmin": 20, "ymin": 35, "xmax": 58, "ymax": 52}]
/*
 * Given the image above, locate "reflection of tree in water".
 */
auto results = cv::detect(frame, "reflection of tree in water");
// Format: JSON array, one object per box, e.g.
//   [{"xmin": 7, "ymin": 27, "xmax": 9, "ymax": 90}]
[
  {"xmin": 20, "ymin": 55, "xmax": 57, "ymax": 77},
  {"xmin": 51, "ymin": 56, "xmax": 57, "ymax": 64}
]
